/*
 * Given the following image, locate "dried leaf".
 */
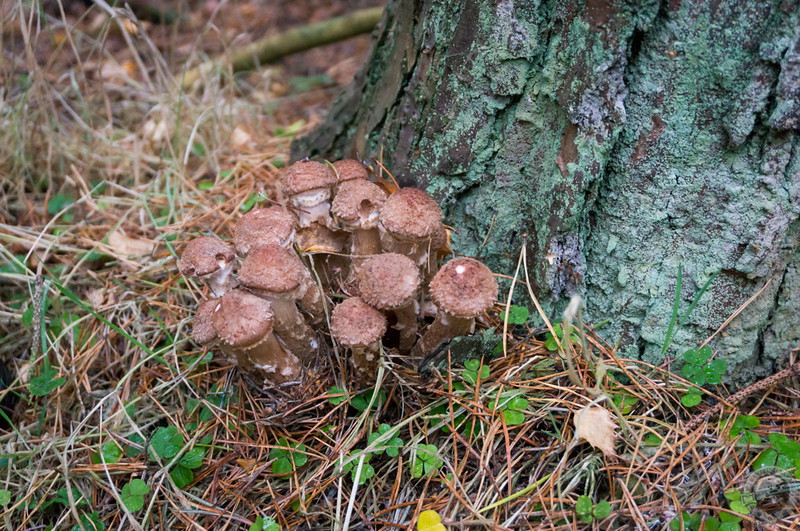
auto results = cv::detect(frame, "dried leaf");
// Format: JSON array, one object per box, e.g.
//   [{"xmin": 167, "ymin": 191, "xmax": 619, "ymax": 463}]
[
  {"xmin": 294, "ymin": 225, "xmax": 346, "ymax": 254},
  {"xmin": 230, "ymin": 125, "xmax": 253, "ymax": 150},
  {"xmin": 143, "ymin": 118, "xmax": 170, "ymax": 145},
  {"xmin": 108, "ymin": 231, "xmax": 155, "ymax": 258},
  {"xmin": 573, "ymin": 406, "xmax": 617, "ymax": 458}
]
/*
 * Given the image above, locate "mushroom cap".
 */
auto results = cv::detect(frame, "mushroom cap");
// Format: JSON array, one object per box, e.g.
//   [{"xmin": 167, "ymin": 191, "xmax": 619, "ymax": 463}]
[
  {"xmin": 380, "ymin": 188, "xmax": 443, "ymax": 240},
  {"xmin": 192, "ymin": 299, "xmax": 219, "ymax": 345},
  {"xmin": 234, "ymin": 206, "xmax": 296, "ymax": 255},
  {"xmin": 212, "ymin": 290, "xmax": 275, "ymax": 349},
  {"xmin": 238, "ymin": 244, "xmax": 304, "ymax": 295},
  {"xmin": 283, "ymin": 160, "xmax": 336, "ymax": 195},
  {"xmin": 430, "ymin": 257, "xmax": 498, "ymax": 318},
  {"xmin": 331, "ymin": 179, "xmax": 388, "ymax": 228},
  {"xmin": 178, "ymin": 236, "xmax": 235, "ymax": 277},
  {"xmin": 331, "ymin": 297, "xmax": 387, "ymax": 347},
  {"xmin": 333, "ymin": 159, "xmax": 368, "ymax": 183},
  {"xmin": 357, "ymin": 253, "xmax": 420, "ymax": 310}
]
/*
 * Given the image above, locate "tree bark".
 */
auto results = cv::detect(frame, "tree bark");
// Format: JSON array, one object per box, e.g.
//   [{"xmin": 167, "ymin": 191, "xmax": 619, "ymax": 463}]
[{"xmin": 293, "ymin": 0, "xmax": 800, "ymax": 385}]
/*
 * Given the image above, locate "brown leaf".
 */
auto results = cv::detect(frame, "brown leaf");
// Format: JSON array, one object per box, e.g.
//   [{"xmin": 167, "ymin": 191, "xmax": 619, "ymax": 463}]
[
  {"xmin": 230, "ymin": 125, "xmax": 254, "ymax": 150},
  {"xmin": 108, "ymin": 230, "xmax": 155, "ymax": 258},
  {"xmin": 294, "ymin": 224, "xmax": 346, "ymax": 254},
  {"xmin": 573, "ymin": 405, "xmax": 617, "ymax": 458}
]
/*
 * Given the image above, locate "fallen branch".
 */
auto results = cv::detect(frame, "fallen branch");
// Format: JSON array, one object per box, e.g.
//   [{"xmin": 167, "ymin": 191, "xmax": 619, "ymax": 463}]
[{"xmin": 180, "ymin": 6, "xmax": 384, "ymax": 89}]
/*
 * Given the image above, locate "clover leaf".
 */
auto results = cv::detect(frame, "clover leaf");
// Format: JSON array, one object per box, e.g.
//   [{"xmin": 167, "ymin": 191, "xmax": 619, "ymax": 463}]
[
  {"xmin": 463, "ymin": 359, "xmax": 490, "ymax": 385},
  {"xmin": 120, "ymin": 478, "xmax": 149, "ymax": 512},
  {"xmin": 270, "ymin": 438, "xmax": 308, "ymax": 476},
  {"xmin": 327, "ymin": 386, "xmax": 347, "ymax": 406},
  {"xmin": 341, "ymin": 451, "xmax": 374, "ymax": 484},
  {"xmin": 411, "ymin": 444, "xmax": 443, "ymax": 478},
  {"xmin": 367, "ymin": 424, "xmax": 403, "ymax": 457},
  {"xmin": 149, "ymin": 426, "xmax": 184, "ymax": 460}
]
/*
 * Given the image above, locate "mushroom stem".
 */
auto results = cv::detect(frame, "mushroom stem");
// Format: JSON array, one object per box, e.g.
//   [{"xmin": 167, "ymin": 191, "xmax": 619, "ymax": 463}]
[
  {"xmin": 380, "ymin": 234, "xmax": 428, "ymax": 265},
  {"xmin": 298, "ymin": 269, "xmax": 328, "ymax": 324},
  {"xmin": 412, "ymin": 311, "xmax": 472, "ymax": 356},
  {"xmin": 351, "ymin": 342, "xmax": 382, "ymax": 385},
  {"xmin": 265, "ymin": 296, "xmax": 318, "ymax": 363},
  {"xmin": 351, "ymin": 227, "xmax": 382, "ymax": 256},
  {"xmin": 292, "ymin": 190, "xmax": 332, "ymax": 228},
  {"xmin": 207, "ymin": 262, "xmax": 236, "ymax": 297},
  {"xmin": 224, "ymin": 333, "xmax": 302, "ymax": 386},
  {"xmin": 394, "ymin": 302, "xmax": 420, "ymax": 354}
]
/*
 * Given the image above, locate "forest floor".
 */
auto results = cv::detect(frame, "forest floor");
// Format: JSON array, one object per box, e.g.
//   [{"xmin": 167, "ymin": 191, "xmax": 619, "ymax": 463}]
[{"xmin": 1, "ymin": 1, "xmax": 799, "ymax": 530}]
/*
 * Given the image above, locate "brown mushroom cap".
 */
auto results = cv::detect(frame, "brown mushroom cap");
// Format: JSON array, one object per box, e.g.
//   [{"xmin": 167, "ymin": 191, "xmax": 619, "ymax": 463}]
[
  {"xmin": 212, "ymin": 290, "xmax": 275, "ymax": 349},
  {"xmin": 430, "ymin": 258, "xmax": 498, "ymax": 318},
  {"xmin": 357, "ymin": 253, "xmax": 420, "ymax": 310},
  {"xmin": 192, "ymin": 299, "xmax": 219, "ymax": 345},
  {"xmin": 238, "ymin": 244, "xmax": 304, "ymax": 295},
  {"xmin": 380, "ymin": 188, "xmax": 443, "ymax": 239},
  {"xmin": 333, "ymin": 159, "xmax": 369, "ymax": 183},
  {"xmin": 331, "ymin": 297, "xmax": 387, "ymax": 347},
  {"xmin": 331, "ymin": 179, "xmax": 388, "ymax": 227},
  {"xmin": 283, "ymin": 160, "xmax": 336, "ymax": 195},
  {"xmin": 178, "ymin": 236, "xmax": 235, "ymax": 277},
  {"xmin": 234, "ymin": 206, "xmax": 296, "ymax": 255}
]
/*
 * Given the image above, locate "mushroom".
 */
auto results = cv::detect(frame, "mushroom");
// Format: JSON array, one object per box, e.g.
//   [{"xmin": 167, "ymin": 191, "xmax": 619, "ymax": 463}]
[
  {"xmin": 379, "ymin": 188, "xmax": 444, "ymax": 274},
  {"xmin": 412, "ymin": 257, "xmax": 498, "ymax": 356},
  {"xmin": 333, "ymin": 159, "xmax": 369, "ymax": 188},
  {"xmin": 238, "ymin": 244, "xmax": 319, "ymax": 362},
  {"xmin": 283, "ymin": 160, "xmax": 337, "ymax": 228},
  {"xmin": 211, "ymin": 289, "xmax": 302, "ymax": 386},
  {"xmin": 427, "ymin": 224, "xmax": 449, "ymax": 277},
  {"xmin": 192, "ymin": 299, "xmax": 219, "ymax": 347},
  {"xmin": 331, "ymin": 297, "xmax": 388, "ymax": 385},
  {"xmin": 178, "ymin": 236, "xmax": 237, "ymax": 297},
  {"xmin": 193, "ymin": 298, "xmax": 246, "ymax": 368},
  {"xmin": 356, "ymin": 253, "xmax": 421, "ymax": 353},
  {"xmin": 331, "ymin": 179, "xmax": 388, "ymax": 257},
  {"xmin": 234, "ymin": 206, "xmax": 296, "ymax": 255}
]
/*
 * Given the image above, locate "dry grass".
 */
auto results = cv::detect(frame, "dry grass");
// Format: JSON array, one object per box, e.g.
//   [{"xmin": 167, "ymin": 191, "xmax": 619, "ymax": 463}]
[{"xmin": 2, "ymin": 2, "xmax": 800, "ymax": 530}]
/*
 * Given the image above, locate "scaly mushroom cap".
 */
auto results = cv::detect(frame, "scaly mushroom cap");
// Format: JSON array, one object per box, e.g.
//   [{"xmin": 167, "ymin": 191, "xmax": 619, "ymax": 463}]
[
  {"xmin": 333, "ymin": 159, "xmax": 368, "ymax": 184},
  {"xmin": 430, "ymin": 258, "xmax": 498, "ymax": 318},
  {"xmin": 357, "ymin": 253, "xmax": 420, "ymax": 310},
  {"xmin": 212, "ymin": 290, "xmax": 275, "ymax": 349},
  {"xmin": 331, "ymin": 179, "xmax": 388, "ymax": 229},
  {"xmin": 192, "ymin": 299, "xmax": 219, "ymax": 345},
  {"xmin": 331, "ymin": 297, "xmax": 387, "ymax": 348},
  {"xmin": 380, "ymin": 188, "xmax": 443, "ymax": 240},
  {"xmin": 283, "ymin": 160, "xmax": 336, "ymax": 195},
  {"xmin": 234, "ymin": 206, "xmax": 296, "ymax": 255},
  {"xmin": 238, "ymin": 244, "xmax": 304, "ymax": 295},
  {"xmin": 178, "ymin": 236, "xmax": 235, "ymax": 277}
]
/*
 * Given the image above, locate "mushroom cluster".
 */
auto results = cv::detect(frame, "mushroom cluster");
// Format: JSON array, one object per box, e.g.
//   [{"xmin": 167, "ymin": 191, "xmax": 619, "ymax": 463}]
[{"xmin": 179, "ymin": 159, "xmax": 498, "ymax": 390}]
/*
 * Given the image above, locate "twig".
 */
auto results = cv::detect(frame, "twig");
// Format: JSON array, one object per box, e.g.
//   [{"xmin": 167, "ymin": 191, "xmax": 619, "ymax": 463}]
[
  {"xmin": 683, "ymin": 345, "xmax": 800, "ymax": 432},
  {"xmin": 180, "ymin": 7, "xmax": 385, "ymax": 89}
]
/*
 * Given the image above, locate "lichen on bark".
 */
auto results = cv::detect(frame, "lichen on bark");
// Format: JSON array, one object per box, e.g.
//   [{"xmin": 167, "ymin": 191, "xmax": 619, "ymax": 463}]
[{"xmin": 294, "ymin": 0, "xmax": 800, "ymax": 385}]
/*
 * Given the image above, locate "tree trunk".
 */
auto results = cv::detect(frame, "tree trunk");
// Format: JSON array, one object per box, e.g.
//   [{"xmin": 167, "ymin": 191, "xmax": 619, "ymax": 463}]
[{"xmin": 293, "ymin": 0, "xmax": 800, "ymax": 385}]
